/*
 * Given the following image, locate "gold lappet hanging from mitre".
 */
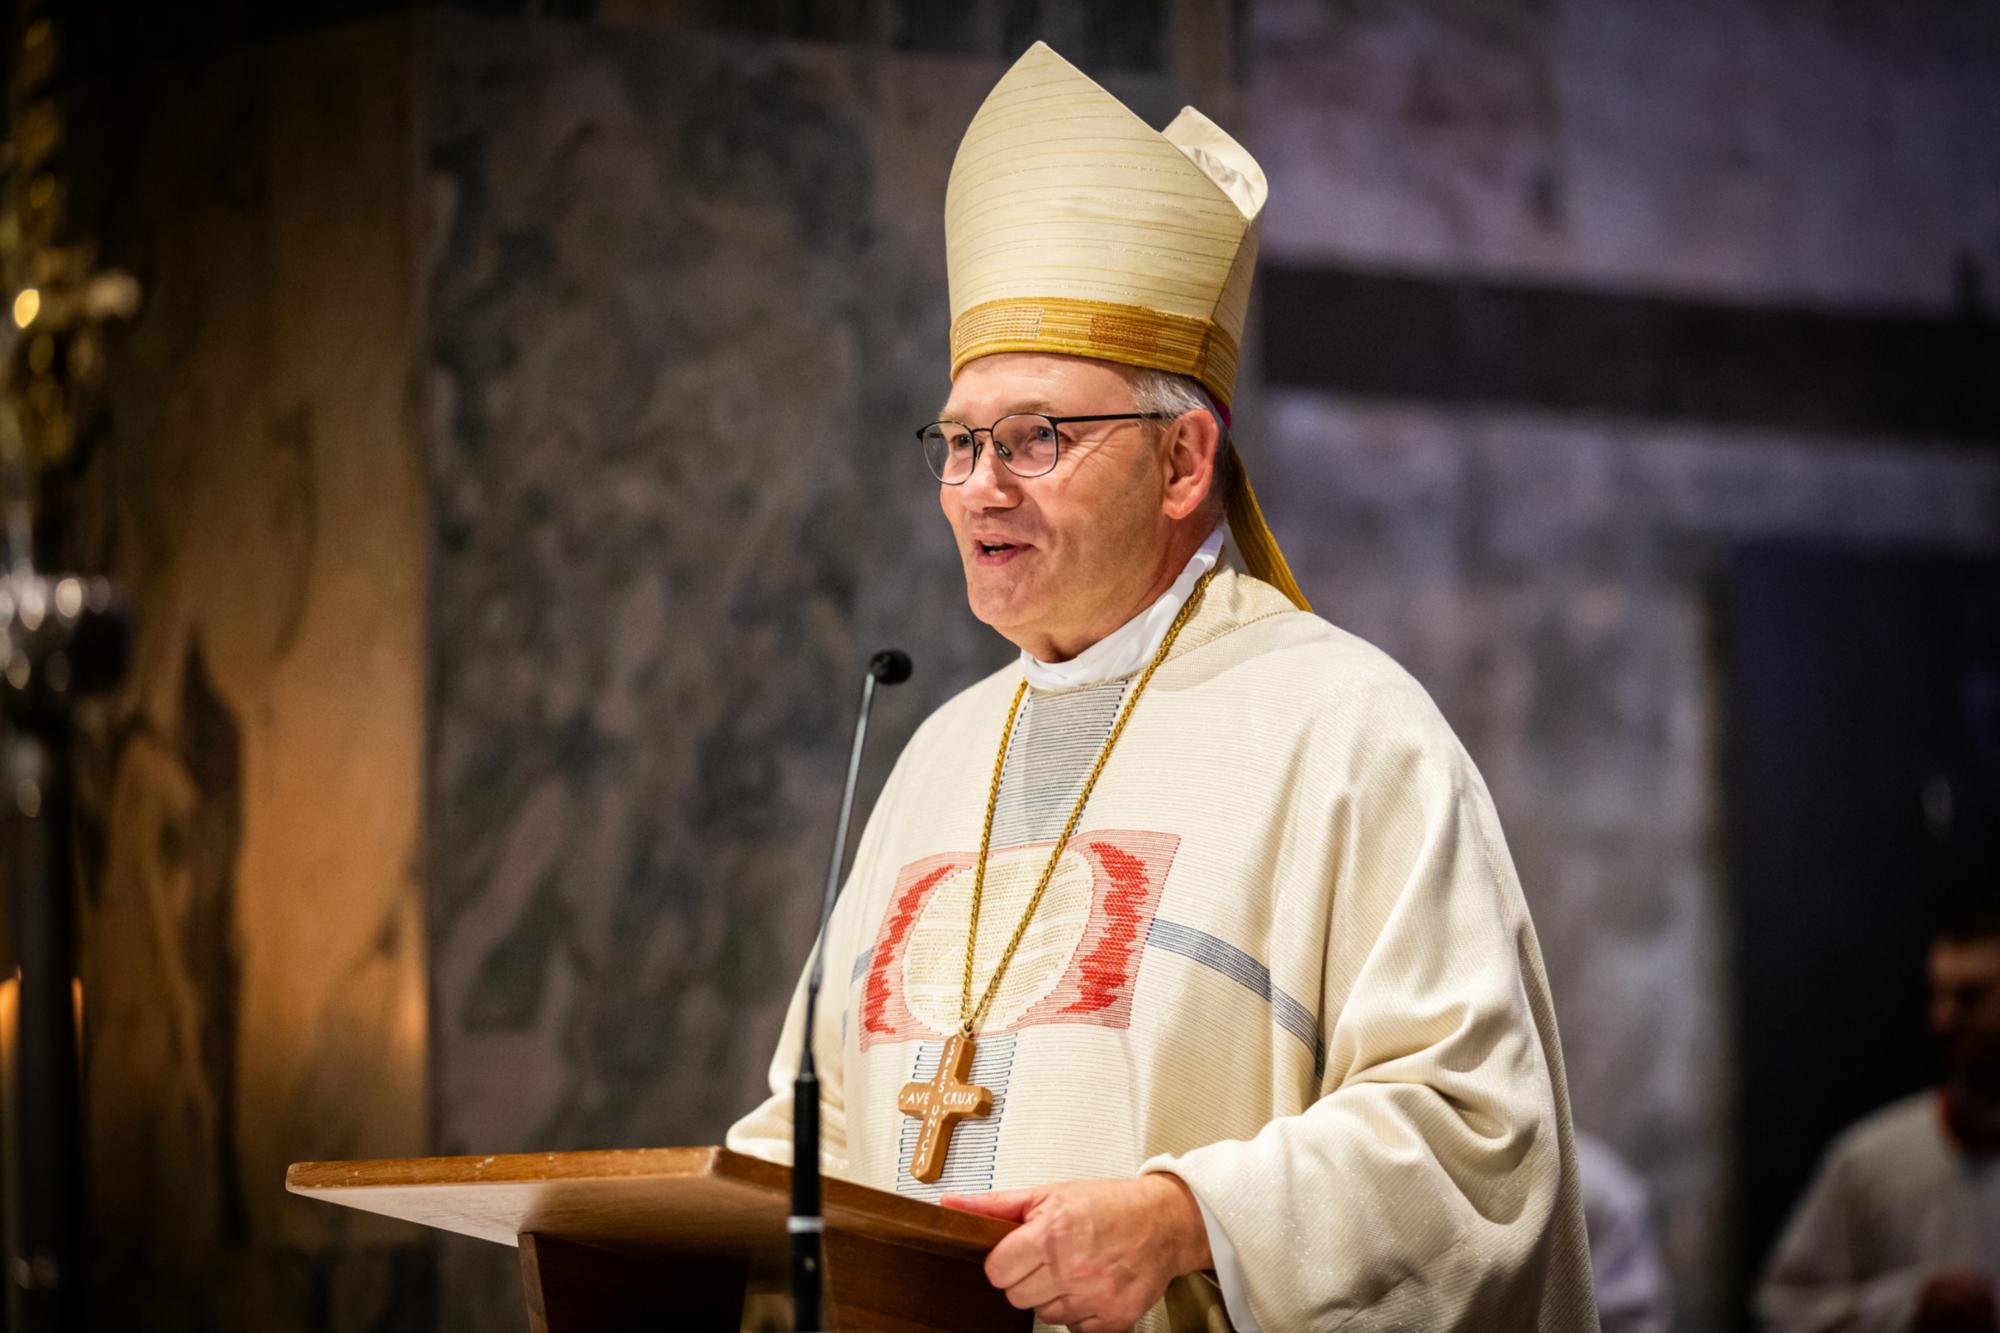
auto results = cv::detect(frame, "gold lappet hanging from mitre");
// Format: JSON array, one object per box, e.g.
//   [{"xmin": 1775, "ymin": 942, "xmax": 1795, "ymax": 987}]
[{"xmin": 944, "ymin": 42, "xmax": 1310, "ymax": 611}]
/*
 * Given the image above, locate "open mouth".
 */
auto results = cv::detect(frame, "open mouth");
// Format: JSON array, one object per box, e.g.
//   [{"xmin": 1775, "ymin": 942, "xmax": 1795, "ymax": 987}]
[{"xmin": 972, "ymin": 539, "xmax": 1028, "ymax": 565}]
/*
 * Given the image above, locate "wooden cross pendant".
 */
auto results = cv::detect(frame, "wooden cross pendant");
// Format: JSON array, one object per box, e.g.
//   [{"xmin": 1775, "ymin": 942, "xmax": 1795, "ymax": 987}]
[{"xmin": 896, "ymin": 1030, "xmax": 994, "ymax": 1184}]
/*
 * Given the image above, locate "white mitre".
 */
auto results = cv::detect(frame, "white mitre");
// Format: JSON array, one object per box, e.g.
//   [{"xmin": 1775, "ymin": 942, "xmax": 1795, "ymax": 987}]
[{"xmin": 943, "ymin": 42, "xmax": 1308, "ymax": 611}]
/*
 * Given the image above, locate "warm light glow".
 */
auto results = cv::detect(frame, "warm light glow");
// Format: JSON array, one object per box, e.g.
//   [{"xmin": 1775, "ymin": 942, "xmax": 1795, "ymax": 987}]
[
  {"xmin": 0, "ymin": 973, "xmax": 14, "ymax": 1065},
  {"xmin": 0, "ymin": 974, "xmax": 87, "ymax": 1079},
  {"xmin": 12, "ymin": 288, "xmax": 40, "ymax": 328}
]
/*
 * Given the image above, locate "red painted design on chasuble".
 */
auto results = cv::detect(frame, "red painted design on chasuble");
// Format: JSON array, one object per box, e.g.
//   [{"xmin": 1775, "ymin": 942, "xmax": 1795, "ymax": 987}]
[
  {"xmin": 857, "ymin": 831, "xmax": 1179, "ymax": 1050},
  {"xmin": 1062, "ymin": 841, "xmax": 1153, "ymax": 1017},
  {"xmin": 862, "ymin": 859, "xmax": 963, "ymax": 1039}
]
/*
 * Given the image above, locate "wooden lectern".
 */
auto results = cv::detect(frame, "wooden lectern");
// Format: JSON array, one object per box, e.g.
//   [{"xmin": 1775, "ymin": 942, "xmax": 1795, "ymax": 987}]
[{"xmin": 286, "ymin": 1145, "xmax": 1027, "ymax": 1333}]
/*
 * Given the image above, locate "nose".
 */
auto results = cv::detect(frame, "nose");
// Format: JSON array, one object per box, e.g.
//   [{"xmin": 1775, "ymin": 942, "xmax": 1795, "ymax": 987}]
[{"xmin": 955, "ymin": 433, "xmax": 1020, "ymax": 510}]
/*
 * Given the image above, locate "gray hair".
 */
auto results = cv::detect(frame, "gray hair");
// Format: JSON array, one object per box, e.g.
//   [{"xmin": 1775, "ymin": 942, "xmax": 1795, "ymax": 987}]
[{"xmin": 1129, "ymin": 368, "xmax": 1237, "ymax": 524}]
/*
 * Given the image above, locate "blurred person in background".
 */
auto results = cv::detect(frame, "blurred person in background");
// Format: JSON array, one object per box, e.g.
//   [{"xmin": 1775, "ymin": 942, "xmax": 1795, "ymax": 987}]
[
  {"xmin": 1575, "ymin": 1130, "xmax": 1672, "ymax": 1333},
  {"xmin": 1756, "ymin": 900, "xmax": 2000, "ymax": 1333}
]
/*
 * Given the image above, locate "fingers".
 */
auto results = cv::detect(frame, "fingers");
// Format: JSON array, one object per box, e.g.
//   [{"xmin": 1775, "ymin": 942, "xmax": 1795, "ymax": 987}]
[
  {"xmin": 1033, "ymin": 1295, "xmax": 1079, "ymax": 1325},
  {"xmin": 1033, "ymin": 1289, "xmax": 1138, "ymax": 1331},
  {"xmin": 1002, "ymin": 1263, "xmax": 1062, "ymax": 1311},
  {"xmin": 940, "ymin": 1187, "xmax": 1036, "ymax": 1221},
  {"xmin": 984, "ymin": 1218, "xmax": 1051, "ymax": 1288},
  {"xmin": 1072, "ymin": 1304, "xmax": 1136, "ymax": 1328}
]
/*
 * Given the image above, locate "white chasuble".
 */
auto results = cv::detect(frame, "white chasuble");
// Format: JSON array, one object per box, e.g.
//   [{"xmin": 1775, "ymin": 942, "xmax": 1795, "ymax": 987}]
[{"xmin": 728, "ymin": 569, "xmax": 1599, "ymax": 1332}]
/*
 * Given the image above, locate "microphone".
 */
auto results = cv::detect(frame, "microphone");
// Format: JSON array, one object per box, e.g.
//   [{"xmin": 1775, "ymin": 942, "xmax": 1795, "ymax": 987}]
[
  {"xmin": 792, "ymin": 648, "xmax": 911, "ymax": 1332},
  {"xmin": 869, "ymin": 648, "xmax": 913, "ymax": 686}
]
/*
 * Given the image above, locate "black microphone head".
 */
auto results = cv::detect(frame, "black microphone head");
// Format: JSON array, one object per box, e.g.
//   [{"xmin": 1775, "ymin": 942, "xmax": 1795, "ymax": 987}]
[{"xmin": 869, "ymin": 649, "xmax": 913, "ymax": 685}]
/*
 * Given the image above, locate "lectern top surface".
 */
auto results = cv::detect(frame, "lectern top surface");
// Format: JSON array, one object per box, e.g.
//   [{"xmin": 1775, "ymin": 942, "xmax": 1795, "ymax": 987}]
[{"xmin": 285, "ymin": 1145, "xmax": 1012, "ymax": 1262}]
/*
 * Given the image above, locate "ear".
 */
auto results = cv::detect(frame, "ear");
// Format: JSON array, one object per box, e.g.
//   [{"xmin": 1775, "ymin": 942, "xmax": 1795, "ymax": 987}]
[{"xmin": 1158, "ymin": 408, "xmax": 1221, "ymax": 522}]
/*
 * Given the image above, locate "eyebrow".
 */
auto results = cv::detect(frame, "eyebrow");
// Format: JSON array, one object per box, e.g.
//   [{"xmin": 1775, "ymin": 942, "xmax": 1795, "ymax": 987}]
[{"xmin": 936, "ymin": 398, "xmax": 1061, "ymax": 421}]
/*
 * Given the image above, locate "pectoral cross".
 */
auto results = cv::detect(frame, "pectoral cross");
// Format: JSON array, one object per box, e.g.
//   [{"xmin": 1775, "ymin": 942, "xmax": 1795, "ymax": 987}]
[{"xmin": 897, "ymin": 1030, "xmax": 994, "ymax": 1184}]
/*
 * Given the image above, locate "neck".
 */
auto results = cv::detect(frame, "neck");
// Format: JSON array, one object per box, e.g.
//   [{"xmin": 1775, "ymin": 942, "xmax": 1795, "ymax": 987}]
[{"xmin": 1024, "ymin": 523, "xmax": 1214, "ymax": 662}]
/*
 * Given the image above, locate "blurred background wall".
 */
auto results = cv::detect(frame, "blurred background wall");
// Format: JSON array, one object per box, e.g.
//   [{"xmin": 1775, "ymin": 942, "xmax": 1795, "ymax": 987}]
[{"xmin": 29, "ymin": 0, "xmax": 2000, "ymax": 1329}]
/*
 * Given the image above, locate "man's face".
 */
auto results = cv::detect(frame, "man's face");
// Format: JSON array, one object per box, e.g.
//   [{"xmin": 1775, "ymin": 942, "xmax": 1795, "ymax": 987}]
[
  {"xmin": 1931, "ymin": 937, "xmax": 2000, "ymax": 1087},
  {"xmin": 938, "ymin": 353, "xmax": 1180, "ymax": 661}
]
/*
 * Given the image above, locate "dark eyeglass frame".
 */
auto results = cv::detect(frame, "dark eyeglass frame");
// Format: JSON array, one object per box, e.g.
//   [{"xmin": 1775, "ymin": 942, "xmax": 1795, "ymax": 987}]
[{"xmin": 916, "ymin": 413, "xmax": 1164, "ymax": 484}]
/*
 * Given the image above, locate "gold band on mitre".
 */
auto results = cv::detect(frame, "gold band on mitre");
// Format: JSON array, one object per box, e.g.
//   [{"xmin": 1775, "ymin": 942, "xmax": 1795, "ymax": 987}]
[{"xmin": 949, "ymin": 296, "xmax": 1241, "ymax": 411}]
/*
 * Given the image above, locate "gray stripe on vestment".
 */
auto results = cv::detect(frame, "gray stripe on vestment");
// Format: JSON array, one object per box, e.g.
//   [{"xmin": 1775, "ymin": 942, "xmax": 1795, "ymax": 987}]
[
  {"xmin": 1146, "ymin": 917, "xmax": 1327, "ymax": 1080},
  {"xmin": 988, "ymin": 683, "xmax": 1128, "ymax": 848}
]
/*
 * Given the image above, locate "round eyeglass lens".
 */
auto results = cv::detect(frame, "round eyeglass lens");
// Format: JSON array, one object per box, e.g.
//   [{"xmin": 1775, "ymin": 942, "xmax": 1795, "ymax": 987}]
[
  {"xmin": 921, "ymin": 423, "xmax": 976, "ymax": 482},
  {"xmin": 991, "ymin": 415, "xmax": 1059, "ymax": 477}
]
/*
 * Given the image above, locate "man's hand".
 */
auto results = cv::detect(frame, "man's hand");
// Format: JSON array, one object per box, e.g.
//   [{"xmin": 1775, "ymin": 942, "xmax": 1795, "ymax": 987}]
[
  {"xmin": 1915, "ymin": 1269, "xmax": 1999, "ymax": 1333},
  {"xmin": 941, "ymin": 1174, "xmax": 1212, "ymax": 1333}
]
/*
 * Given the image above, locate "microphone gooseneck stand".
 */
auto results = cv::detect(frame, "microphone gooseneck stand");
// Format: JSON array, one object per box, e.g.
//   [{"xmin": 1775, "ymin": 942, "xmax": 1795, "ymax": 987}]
[{"xmin": 792, "ymin": 648, "xmax": 911, "ymax": 1333}]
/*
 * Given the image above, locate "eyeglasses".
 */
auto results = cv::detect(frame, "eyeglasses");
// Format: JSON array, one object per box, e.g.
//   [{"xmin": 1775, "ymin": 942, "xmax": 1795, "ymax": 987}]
[{"xmin": 917, "ymin": 413, "xmax": 1162, "ymax": 484}]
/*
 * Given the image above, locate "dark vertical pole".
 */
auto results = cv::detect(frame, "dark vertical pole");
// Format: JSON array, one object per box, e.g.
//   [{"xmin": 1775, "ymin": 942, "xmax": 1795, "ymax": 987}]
[
  {"xmin": 0, "ymin": 579, "xmax": 124, "ymax": 1333},
  {"xmin": 792, "ymin": 649, "xmax": 910, "ymax": 1332},
  {"xmin": 3, "ymin": 716, "xmax": 82, "ymax": 1332},
  {"xmin": 0, "ymin": 1, "xmax": 142, "ymax": 1325}
]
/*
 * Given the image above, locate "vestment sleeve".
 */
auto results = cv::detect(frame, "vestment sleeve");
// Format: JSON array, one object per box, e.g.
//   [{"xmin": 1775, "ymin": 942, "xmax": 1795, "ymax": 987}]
[
  {"xmin": 1190, "ymin": 1193, "xmax": 1264, "ymax": 1331},
  {"xmin": 723, "ymin": 938, "xmax": 851, "ymax": 1176},
  {"xmin": 1142, "ymin": 714, "xmax": 1591, "ymax": 1329},
  {"xmin": 1753, "ymin": 1142, "xmax": 1927, "ymax": 1333}
]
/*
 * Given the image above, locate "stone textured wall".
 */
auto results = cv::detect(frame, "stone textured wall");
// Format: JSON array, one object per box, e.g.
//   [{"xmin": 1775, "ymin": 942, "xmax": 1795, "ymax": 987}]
[
  {"xmin": 420, "ymin": 19, "xmax": 1056, "ymax": 1327},
  {"xmin": 69, "ymin": 22, "xmax": 433, "ymax": 1332},
  {"xmin": 1246, "ymin": 2, "xmax": 2000, "ymax": 1327},
  {"xmin": 1253, "ymin": 0, "xmax": 2000, "ymax": 307}
]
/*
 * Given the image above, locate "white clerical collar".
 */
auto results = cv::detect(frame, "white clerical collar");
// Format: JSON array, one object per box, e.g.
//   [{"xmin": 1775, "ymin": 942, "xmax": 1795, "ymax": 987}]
[{"xmin": 1020, "ymin": 528, "xmax": 1225, "ymax": 690}]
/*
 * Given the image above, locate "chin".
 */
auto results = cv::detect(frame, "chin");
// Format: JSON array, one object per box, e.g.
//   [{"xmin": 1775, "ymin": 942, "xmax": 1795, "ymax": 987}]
[{"xmin": 963, "ymin": 576, "xmax": 1042, "ymax": 637}]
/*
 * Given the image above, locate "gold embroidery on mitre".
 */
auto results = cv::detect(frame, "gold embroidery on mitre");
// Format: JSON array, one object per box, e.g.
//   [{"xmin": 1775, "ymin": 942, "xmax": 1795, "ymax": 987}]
[
  {"xmin": 949, "ymin": 296, "xmax": 1241, "ymax": 409},
  {"xmin": 943, "ymin": 47, "xmax": 1261, "ymax": 407}
]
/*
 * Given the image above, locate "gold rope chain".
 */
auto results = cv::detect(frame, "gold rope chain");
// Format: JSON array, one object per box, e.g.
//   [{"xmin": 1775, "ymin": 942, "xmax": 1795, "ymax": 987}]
[{"xmin": 957, "ymin": 568, "xmax": 1219, "ymax": 1034}]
